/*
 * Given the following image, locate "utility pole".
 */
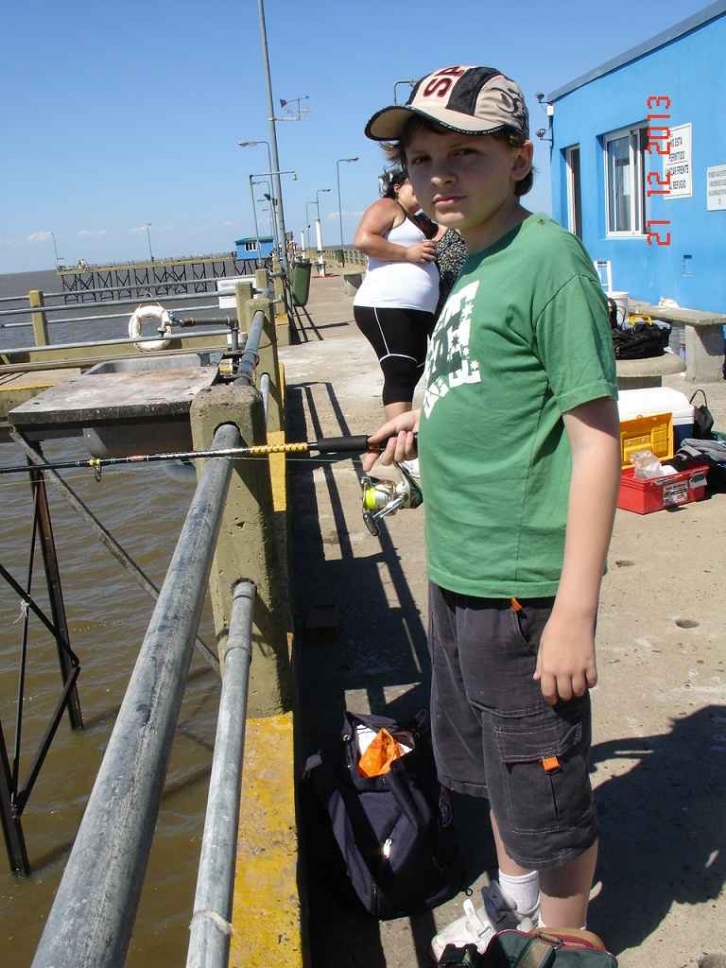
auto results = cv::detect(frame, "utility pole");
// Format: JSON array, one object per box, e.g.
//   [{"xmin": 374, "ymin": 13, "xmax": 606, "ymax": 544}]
[
  {"xmin": 257, "ymin": 0, "xmax": 289, "ymax": 274},
  {"xmin": 335, "ymin": 157, "xmax": 359, "ymax": 256}
]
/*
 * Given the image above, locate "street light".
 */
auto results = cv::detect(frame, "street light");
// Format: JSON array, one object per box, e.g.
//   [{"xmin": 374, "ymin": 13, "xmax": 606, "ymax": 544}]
[
  {"xmin": 239, "ymin": 139, "xmax": 273, "ymax": 177},
  {"xmin": 145, "ymin": 223, "xmax": 154, "ymax": 263},
  {"xmin": 313, "ymin": 189, "xmax": 331, "ymax": 275},
  {"xmin": 249, "ymin": 170, "xmax": 295, "ymax": 262},
  {"xmin": 50, "ymin": 231, "xmax": 64, "ymax": 269},
  {"xmin": 393, "ymin": 78, "xmax": 416, "ymax": 104},
  {"xmin": 336, "ymin": 157, "xmax": 359, "ymax": 252},
  {"xmin": 251, "ymin": 176, "xmax": 279, "ymax": 252},
  {"xmin": 239, "ymin": 140, "xmax": 275, "ymax": 228},
  {"xmin": 256, "ymin": 0, "xmax": 291, "ymax": 272},
  {"xmin": 305, "ymin": 202, "xmax": 316, "ymax": 250}
]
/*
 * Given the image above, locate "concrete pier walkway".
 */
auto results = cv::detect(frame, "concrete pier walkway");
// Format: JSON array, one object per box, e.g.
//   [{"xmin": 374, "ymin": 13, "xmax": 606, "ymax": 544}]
[{"xmin": 281, "ymin": 273, "xmax": 726, "ymax": 968}]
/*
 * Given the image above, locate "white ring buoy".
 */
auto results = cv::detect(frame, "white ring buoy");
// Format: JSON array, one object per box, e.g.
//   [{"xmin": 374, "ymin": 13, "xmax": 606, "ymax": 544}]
[{"xmin": 129, "ymin": 304, "xmax": 173, "ymax": 351}]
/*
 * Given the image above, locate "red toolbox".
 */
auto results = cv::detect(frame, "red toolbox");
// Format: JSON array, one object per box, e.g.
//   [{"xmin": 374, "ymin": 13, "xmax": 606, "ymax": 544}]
[{"xmin": 617, "ymin": 464, "xmax": 709, "ymax": 514}]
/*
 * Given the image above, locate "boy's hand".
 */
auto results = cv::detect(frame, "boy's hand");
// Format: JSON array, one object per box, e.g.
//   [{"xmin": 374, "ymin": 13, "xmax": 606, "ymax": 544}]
[
  {"xmin": 360, "ymin": 410, "xmax": 420, "ymax": 473},
  {"xmin": 533, "ymin": 609, "xmax": 598, "ymax": 706}
]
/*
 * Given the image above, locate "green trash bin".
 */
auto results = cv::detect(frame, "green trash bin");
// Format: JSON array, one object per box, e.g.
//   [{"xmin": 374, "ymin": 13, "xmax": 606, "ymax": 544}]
[{"xmin": 291, "ymin": 258, "xmax": 312, "ymax": 307}]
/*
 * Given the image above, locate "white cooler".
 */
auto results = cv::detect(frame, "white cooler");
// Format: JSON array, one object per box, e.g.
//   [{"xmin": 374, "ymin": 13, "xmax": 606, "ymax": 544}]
[{"xmin": 617, "ymin": 388, "xmax": 694, "ymax": 450}]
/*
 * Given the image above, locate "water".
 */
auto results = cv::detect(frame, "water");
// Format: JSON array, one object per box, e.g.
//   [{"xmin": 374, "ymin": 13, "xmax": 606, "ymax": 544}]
[{"xmin": 0, "ymin": 269, "xmax": 221, "ymax": 965}]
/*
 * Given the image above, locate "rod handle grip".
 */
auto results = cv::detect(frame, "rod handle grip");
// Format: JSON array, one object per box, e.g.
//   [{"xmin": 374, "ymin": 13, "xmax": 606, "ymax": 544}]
[{"xmin": 314, "ymin": 435, "xmax": 372, "ymax": 453}]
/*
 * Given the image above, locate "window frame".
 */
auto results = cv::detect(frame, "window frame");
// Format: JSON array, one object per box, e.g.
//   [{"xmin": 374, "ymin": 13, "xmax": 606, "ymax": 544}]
[
  {"xmin": 565, "ymin": 144, "xmax": 582, "ymax": 239},
  {"xmin": 604, "ymin": 125, "xmax": 646, "ymax": 238}
]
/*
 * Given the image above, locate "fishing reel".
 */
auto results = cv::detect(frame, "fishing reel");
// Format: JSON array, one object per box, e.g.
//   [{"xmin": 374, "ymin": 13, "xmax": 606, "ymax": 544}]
[{"xmin": 361, "ymin": 463, "xmax": 423, "ymax": 537}]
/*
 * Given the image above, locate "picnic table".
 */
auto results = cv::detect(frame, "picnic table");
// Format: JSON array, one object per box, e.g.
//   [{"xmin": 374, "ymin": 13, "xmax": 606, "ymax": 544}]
[{"xmin": 629, "ymin": 299, "xmax": 726, "ymax": 383}]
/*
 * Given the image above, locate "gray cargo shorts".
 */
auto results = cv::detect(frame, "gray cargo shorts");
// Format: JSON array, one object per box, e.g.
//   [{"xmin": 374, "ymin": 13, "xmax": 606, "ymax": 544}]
[{"xmin": 428, "ymin": 582, "xmax": 598, "ymax": 870}]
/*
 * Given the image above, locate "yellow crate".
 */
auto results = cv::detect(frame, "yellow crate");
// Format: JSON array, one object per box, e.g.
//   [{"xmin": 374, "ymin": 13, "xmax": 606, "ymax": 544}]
[{"xmin": 620, "ymin": 412, "xmax": 673, "ymax": 468}]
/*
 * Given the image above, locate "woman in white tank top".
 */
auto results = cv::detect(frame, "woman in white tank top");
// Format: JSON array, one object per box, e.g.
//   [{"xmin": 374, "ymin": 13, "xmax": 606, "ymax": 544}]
[{"xmin": 353, "ymin": 171, "xmax": 441, "ymax": 420}]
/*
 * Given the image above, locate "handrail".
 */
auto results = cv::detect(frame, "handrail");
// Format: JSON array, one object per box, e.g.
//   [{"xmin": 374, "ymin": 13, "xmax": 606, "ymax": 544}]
[
  {"xmin": 235, "ymin": 309, "xmax": 266, "ymax": 386},
  {"xmin": 31, "ymin": 422, "xmax": 240, "ymax": 968},
  {"xmin": 186, "ymin": 579, "xmax": 256, "ymax": 968},
  {"xmin": 0, "ymin": 288, "xmax": 254, "ymax": 318}
]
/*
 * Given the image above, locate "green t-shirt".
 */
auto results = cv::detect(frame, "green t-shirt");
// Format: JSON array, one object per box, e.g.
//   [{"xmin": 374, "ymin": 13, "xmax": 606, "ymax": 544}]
[{"xmin": 417, "ymin": 214, "xmax": 617, "ymax": 598}]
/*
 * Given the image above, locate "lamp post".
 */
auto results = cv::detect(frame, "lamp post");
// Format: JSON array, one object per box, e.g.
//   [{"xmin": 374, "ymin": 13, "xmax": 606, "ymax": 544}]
[
  {"xmin": 239, "ymin": 141, "xmax": 275, "ymax": 249},
  {"xmin": 256, "ymin": 0, "xmax": 290, "ymax": 273},
  {"xmin": 248, "ymin": 177, "xmax": 262, "ymax": 262},
  {"xmin": 393, "ymin": 78, "xmax": 417, "ymax": 104},
  {"xmin": 335, "ymin": 157, "xmax": 359, "ymax": 256},
  {"xmin": 252, "ymin": 175, "xmax": 279, "ymax": 251},
  {"xmin": 249, "ymin": 169, "xmax": 295, "ymax": 263},
  {"xmin": 145, "ymin": 223, "xmax": 154, "ymax": 263},
  {"xmin": 50, "ymin": 231, "xmax": 64, "ymax": 269},
  {"xmin": 305, "ymin": 202, "xmax": 316, "ymax": 251},
  {"xmin": 313, "ymin": 188, "xmax": 331, "ymax": 276}
]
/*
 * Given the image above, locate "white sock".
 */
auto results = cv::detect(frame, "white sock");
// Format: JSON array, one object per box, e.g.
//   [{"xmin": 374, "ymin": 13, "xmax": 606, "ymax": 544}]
[
  {"xmin": 498, "ymin": 869, "xmax": 540, "ymax": 915},
  {"xmin": 538, "ymin": 916, "xmax": 588, "ymax": 930}
]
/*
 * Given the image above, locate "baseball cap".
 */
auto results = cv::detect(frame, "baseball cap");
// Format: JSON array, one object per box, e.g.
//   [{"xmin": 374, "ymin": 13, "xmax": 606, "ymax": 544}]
[{"xmin": 365, "ymin": 66, "xmax": 529, "ymax": 142}]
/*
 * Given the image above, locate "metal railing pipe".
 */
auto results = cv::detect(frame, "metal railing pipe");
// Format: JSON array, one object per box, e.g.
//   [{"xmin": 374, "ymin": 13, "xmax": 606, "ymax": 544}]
[
  {"xmin": 234, "ymin": 309, "xmax": 265, "ymax": 386},
  {"xmin": 31, "ymin": 422, "xmax": 241, "ymax": 968},
  {"xmin": 186, "ymin": 580, "xmax": 256, "ymax": 968},
  {"xmin": 5, "ymin": 328, "xmax": 229, "ymax": 357},
  {"xmin": 0, "ymin": 289, "xmax": 246, "ymax": 317}
]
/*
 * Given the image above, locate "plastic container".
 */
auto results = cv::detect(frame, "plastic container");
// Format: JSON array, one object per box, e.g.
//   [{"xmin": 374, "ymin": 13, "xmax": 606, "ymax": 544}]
[
  {"xmin": 620, "ymin": 412, "xmax": 673, "ymax": 469},
  {"xmin": 618, "ymin": 387, "xmax": 695, "ymax": 451},
  {"xmin": 617, "ymin": 464, "xmax": 709, "ymax": 514},
  {"xmin": 606, "ymin": 291, "xmax": 629, "ymax": 325}
]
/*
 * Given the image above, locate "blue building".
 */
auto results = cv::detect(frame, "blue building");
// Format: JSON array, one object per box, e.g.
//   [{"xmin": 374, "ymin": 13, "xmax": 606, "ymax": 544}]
[
  {"xmin": 235, "ymin": 236, "xmax": 275, "ymax": 260},
  {"xmin": 548, "ymin": 1, "xmax": 726, "ymax": 312}
]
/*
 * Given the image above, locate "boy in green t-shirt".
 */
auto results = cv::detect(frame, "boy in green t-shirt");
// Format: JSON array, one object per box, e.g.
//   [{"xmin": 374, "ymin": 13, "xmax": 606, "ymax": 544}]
[{"xmin": 361, "ymin": 66, "xmax": 621, "ymax": 958}]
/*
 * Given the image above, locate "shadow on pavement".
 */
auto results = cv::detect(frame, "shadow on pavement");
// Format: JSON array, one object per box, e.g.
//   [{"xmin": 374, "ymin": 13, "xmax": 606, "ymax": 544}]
[
  {"xmin": 288, "ymin": 380, "xmax": 496, "ymax": 966},
  {"xmin": 589, "ymin": 705, "xmax": 726, "ymax": 956}
]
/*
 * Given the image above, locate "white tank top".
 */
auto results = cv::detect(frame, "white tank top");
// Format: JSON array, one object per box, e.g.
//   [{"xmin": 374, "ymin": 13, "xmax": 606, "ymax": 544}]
[{"xmin": 354, "ymin": 216, "xmax": 439, "ymax": 314}]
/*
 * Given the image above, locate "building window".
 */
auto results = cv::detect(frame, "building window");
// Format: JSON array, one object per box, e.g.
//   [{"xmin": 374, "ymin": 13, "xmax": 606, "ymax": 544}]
[
  {"xmin": 244, "ymin": 241, "xmax": 257, "ymax": 251},
  {"xmin": 604, "ymin": 126, "xmax": 646, "ymax": 236},
  {"xmin": 565, "ymin": 145, "xmax": 582, "ymax": 239}
]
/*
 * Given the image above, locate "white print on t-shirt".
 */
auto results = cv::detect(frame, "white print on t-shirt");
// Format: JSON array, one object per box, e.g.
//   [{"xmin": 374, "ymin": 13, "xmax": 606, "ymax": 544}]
[{"xmin": 423, "ymin": 280, "xmax": 482, "ymax": 418}]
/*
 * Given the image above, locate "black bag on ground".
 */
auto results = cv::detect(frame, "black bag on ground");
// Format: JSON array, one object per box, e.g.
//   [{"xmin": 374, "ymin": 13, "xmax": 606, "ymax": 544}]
[
  {"xmin": 607, "ymin": 299, "xmax": 670, "ymax": 360},
  {"xmin": 673, "ymin": 438, "xmax": 726, "ymax": 489},
  {"xmin": 688, "ymin": 389, "xmax": 716, "ymax": 439},
  {"xmin": 303, "ymin": 709, "xmax": 464, "ymax": 919}
]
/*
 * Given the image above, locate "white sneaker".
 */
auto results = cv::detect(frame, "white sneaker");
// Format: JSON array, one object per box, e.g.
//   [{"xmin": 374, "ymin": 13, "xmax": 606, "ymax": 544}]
[{"xmin": 431, "ymin": 882, "xmax": 538, "ymax": 962}]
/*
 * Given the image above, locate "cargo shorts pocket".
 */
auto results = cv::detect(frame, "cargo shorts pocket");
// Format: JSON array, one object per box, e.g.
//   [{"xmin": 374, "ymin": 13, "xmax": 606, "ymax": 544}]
[{"xmin": 494, "ymin": 705, "xmax": 593, "ymax": 835}]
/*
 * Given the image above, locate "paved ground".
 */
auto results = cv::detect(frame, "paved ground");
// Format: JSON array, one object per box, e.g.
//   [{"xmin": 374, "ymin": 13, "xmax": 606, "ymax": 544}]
[{"xmin": 281, "ymin": 273, "xmax": 726, "ymax": 968}]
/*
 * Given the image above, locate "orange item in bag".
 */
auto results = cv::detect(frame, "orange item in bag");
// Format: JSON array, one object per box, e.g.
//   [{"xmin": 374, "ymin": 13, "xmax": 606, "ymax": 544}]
[{"xmin": 357, "ymin": 728, "xmax": 404, "ymax": 778}]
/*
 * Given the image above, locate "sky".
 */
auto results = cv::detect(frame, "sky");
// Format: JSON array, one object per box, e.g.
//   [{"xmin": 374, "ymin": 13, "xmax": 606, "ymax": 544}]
[{"xmin": 0, "ymin": 0, "xmax": 714, "ymax": 273}]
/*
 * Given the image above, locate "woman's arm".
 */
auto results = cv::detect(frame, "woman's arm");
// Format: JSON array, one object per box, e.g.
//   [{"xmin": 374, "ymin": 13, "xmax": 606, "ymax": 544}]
[
  {"xmin": 354, "ymin": 199, "xmax": 436, "ymax": 264},
  {"xmin": 534, "ymin": 396, "xmax": 621, "ymax": 705}
]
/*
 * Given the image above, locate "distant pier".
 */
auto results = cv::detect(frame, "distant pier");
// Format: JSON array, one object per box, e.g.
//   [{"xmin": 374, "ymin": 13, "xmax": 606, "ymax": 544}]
[{"xmin": 57, "ymin": 252, "xmax": 266, "ymax": 303}]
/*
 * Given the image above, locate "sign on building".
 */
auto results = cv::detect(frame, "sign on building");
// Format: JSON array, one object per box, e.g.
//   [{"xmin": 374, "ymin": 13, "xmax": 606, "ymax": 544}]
[
  {"xmin": 706, "ymin": 164, "xmax": 726, "ymax": 211},
  {"xmin": 664, "ymin": 123, "xmax": 692, "ymax": 198}
]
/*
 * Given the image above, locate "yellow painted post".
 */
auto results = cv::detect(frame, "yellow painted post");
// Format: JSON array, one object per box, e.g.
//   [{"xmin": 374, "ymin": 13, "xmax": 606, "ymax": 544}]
[
  {"xmin": 254, "ymin": 267, "xmax": 270, "ymax": 298},
  {"xmin": 29, "ymin": 290, "xmax": 49, "ymax": 347},
  {"xmin": 189, "ymin": 384, "xmax": 300, "ymax": 967}
]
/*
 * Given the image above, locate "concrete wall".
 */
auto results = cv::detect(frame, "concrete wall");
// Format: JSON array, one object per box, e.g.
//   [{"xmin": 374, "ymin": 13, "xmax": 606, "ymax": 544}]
[{"xmin": 550, "ymin": 12, "xmax": 726, "ymax": 311}]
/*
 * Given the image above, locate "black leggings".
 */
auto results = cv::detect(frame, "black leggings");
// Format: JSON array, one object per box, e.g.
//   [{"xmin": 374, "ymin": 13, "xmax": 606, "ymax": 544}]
[{"xmin": 354, "ymin": 305, "xmax": 434, "ymax": 405}]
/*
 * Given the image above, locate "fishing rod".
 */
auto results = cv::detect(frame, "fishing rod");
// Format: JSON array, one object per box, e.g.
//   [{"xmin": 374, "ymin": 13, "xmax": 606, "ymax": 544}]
[{"xmin": 0, "ymin": 434, "xmax": 380, "ymax": 479}]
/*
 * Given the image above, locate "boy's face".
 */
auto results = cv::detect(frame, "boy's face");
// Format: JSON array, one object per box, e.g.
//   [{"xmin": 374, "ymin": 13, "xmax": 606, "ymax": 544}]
[{"xmin": 405, "ymin": 128, "xmax": 533, "ymax": 247}]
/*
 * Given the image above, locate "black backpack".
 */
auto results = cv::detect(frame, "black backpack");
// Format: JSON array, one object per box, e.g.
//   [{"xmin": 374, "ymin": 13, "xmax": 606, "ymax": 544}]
[
  {"xmin": 607, "ymin": 299, "xmax": 671, "ymax": 360},
  {"xmin": 303, "ymin": 709, "xmax": 464, "ymax": 919}
]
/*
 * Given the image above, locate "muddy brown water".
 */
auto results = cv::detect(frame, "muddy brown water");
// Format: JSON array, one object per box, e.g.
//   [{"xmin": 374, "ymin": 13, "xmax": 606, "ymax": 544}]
[{"xmin": 1, "ymin": 270, "xmax": 223, "ymax": 965}]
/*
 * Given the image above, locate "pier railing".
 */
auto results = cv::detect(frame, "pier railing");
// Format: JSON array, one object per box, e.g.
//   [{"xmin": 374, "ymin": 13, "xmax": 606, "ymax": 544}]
[{"xmin": 30, "ymin": 286, "xmax": 292, "ymax": 968}]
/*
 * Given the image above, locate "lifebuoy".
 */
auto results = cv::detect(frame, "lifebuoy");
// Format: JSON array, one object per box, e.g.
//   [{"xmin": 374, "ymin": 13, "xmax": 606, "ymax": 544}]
[{"xmin": 128, "ymin": 304, "xmax": 173, "ymax": 351}]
